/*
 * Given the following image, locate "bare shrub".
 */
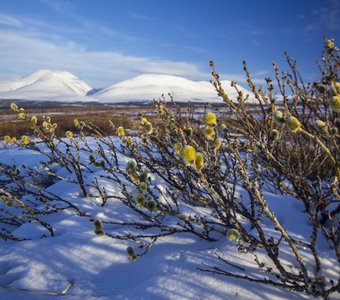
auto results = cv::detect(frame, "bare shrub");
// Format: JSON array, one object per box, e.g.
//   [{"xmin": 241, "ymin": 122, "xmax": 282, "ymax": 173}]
[{"xmin": 0, "ymin": 38, "xmax": 339, "ymax": 298}]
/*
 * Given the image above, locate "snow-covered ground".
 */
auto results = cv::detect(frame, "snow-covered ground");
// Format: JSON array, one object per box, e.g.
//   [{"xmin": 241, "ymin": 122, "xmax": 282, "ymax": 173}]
[{"xmin": 0, "ymin": 139, "xmax": 338, "ymax": 300}]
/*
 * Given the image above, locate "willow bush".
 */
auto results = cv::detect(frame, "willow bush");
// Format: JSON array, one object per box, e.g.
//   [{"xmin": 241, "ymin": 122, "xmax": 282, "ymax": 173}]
[{"xmin": 1, "ymin": 38, "xmax": 339, "ymax": 298}]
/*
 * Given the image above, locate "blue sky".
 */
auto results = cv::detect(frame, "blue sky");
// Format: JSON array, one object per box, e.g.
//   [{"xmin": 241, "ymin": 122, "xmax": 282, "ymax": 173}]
[{"xmin": 0, "ymin": 0, "xmax": 339, "ymax": 88}]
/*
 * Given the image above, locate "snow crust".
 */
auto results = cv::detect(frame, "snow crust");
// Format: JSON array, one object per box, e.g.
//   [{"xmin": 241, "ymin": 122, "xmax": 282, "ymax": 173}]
[{"xmin": 0, "ymin": 138, "xmax": 338, "ymax": 299}]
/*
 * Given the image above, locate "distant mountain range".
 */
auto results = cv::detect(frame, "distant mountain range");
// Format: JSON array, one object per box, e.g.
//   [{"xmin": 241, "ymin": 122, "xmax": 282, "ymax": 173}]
[{"xmin": 0, "ymin": 70, "xmax": 253, "ymax": 103}]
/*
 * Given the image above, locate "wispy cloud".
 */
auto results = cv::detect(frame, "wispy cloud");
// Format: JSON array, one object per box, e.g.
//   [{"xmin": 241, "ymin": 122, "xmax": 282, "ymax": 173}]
[
  {"xmin": 128, "ymin": 12, "xmax": 157, "ymax": 21},
  {"xmin": 240, "ymin": 25, "xmax": 267, "ymax": 36},
  {"xmin": 0, "ymin": 29, "xmax": 209, "ymax": 87},
  {"xmin": 0, "ymin": 26, "xmax": 265, "ymax": 87},
  {"xmin": 297, "ymin": 0, "xmax": 340, "ymax": 35},
  {"xmin": 250, "ymin": 39, "xmax": 261, "ymax": 47},
  {"xmin": 0, "ymin": 13, "xmax": 22, "ymax": 27},
  {"xmin": 37, "ymin": 0, "xmax": 74, "ymax": 14},
  {"xmin": 207, "ymin": 31, "xmax": 242, "ymax": 43},
  {"xmin": 313, "ymin": 0, "xmax": 340, "ymax": 30},
  {"xmin": 129, "ymin": 11, "xmax": 200, "ymax": 38},
  {"xmin": 160, "ymin": 43, "xmax": 210, "ymax": 54},
  {"xmin": 37, "ymin": 0, "xmax": 137, "ymax": 42}
]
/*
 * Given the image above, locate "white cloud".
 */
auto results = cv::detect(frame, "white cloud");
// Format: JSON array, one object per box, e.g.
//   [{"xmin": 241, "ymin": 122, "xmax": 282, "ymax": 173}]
[
  {"xmin": 0, "ymin": 13, "xmax": 22, "ymax": 27},
  {"xmin": 0, "ymin": 12, "xmax": 266, "ymax": 89},
  {"xmin": 37, "ymin": 0, "xmax": 74, "ymax": 14},
  {"xmin": 0, "ymin": 29, "xmax": 209, "ymax": 87}
]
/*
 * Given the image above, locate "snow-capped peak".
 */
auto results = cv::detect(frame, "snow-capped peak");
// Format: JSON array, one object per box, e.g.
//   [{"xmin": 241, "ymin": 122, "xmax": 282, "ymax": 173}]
[
  {"xmin": 0, "ymin": 70, "xmax": 93, "ymax": 97},
  {"xmin": 94, "ymin": 73, "xmax": 253, "ymax": 103}
]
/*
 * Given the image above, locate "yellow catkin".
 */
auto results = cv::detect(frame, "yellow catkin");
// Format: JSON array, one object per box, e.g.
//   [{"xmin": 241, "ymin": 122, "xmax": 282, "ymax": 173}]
[
  {"xmin": 74, "ymin": 118, "xmax": 80, "ymax": 128},
  {"xmin": 181, "ymin": 145, "xmax": 196, "ymax": 165},
  {"xmin": 65, "ymin": 131, "xmax": 74, "ymax": 138},
  {"xmin": 330, "ymin": 95, "xmax": 340, "ymax": 112},
  {"xmin": 205, "ymin": 112, "xmax": 217, "ymax": 126},
  {"xmin": 10, "ymin": 103, "xmax": 18, "ymax": 111},
  {"xmin": 125, "ymin": 136, "xmax": 133, "ymax": 146},
  {"xmin": 117, "ymin": 126, "xmax": 125, "ymax": 137},
  {"xmin": 286, "ymin": 116, "xmax": 301, "ymax": 133},
  {"xmin": 31, "ymin": 116, "xmax": 37, "ymax": 124},
  {"xmin": 144, "ymin": 122, "xmax": 153, "ymax": 135},
  {"xmin": 21, "ymin": 135, "xmax": 29, "ymax": 145},
  {"xmin": 4, "ymin": 135, "xmax": 11, "ymax": 143},
  {"xmin": 18, "ymin": 113, "xmax": 27, "ymax": 120}
]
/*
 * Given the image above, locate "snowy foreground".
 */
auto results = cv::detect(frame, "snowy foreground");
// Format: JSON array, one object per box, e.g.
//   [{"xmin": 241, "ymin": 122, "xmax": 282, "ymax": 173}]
[{"xmin": 0, "ymin": 138, "xmax": 338, "ymax": 300}]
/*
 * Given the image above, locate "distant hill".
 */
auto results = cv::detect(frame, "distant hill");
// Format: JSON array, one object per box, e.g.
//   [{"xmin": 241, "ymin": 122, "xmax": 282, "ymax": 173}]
[
  {"xmin": 0, "ymin": 71, "xmax": 254, "ymax": 103},
  {"xmin": 0, "ymin": 70, "xmax": 94, "ymax": 102},
  {"xmin": 94, "ymin": 74, "xmax": 253, "ymax": 103}
]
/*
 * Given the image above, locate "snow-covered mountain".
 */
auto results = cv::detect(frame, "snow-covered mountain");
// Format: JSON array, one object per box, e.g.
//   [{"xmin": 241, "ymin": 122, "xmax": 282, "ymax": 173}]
[
  {"xmin": 0, "ymin": 70, "xmax": 94, "ymax": 102},
  {"xmin": 94, "ymin": 74, "xmax": 253, "ymax": 103},
  {"xmin": 0, "ymin": 71, "xmax": 254, "ymax": 103}
]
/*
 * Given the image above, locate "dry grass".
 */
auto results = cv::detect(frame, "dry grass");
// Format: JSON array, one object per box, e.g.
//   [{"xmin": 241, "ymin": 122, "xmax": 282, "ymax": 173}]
[
  {"xmin": 0, "ymin": 101, "xmax": 242, "ymax": 138},
  {"xmin": 0, "ymin": 104, "xmax": 155, "ymax": 138}
]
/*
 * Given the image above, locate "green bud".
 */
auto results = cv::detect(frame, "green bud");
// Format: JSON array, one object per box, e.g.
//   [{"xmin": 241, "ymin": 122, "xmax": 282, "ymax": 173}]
[
  {"xmin": 94, "ymin": 229, "xmax": 105, "ymax": 236},
  {"xmin": 5, "ymin": 201, "xmax": 13, "ymax": 207},
  {"xmin": 270, "ymin": 129, "xmax": 280, "ymax": 141},
  {"xmin": 139, "ymin": 171, "xmax": 148, "ymax": 183},
  {"xmin": 315, "ymin": 120, "xmax": 328, "ymax": 132},
  {"xmin": 93, "ymin": 219, "xmax": 102, "ymax": 229},
  {"xmin": 213, "ymin": 138, "xmax": 222, "ymax": 150},
  {"xmin": 128, "ymin": 254, "xmax": 138, "ymax": 262},
  {"xmin": 286, "ymin": 116, "xmax": 301, "ymax": 133},
  {"xmin": 126, "ymin": 246, "xmax": 135, "ymax": 256},
  {"xmin": 335, "ymin": 82, "xmax": 340, "ymax": 94},
  {"xmin": 135, "ymin": 194, "xmax": 145, "ymax": 206},
  {"xmin": 126, "ymin": 161, "xmax": 136, "ymax": 173},
  {"xmin": 226, "ymin": 228, "xmax": 239, "ymax": 241},
  {"xmin": 146, "ymin": 200, "xmax": 156, "ymax": 212},
  {"xmin": 184, "ymin": 127, "xmax": 193, "ymax": 136},
  {"xmin": 204, "ymin": 126, "xmax": 215, "ymax": 141},
  {"xmin": 330, "ymin": 127, "xmax": 338, "ymax": 135},
  {"xmin": 273, "ymin": 111, "xmax": 285, "ymax": 125},
  {"xmin": 173, "ymin": 143, "xmax": 182, "ymax": 154},
  {"xmin": 140, "ymin": 182, "xmax": 148, "ymax": 190},
  {"xmin": 330, "ymin": 95, "xmax": 340, "ymax": 112}
]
